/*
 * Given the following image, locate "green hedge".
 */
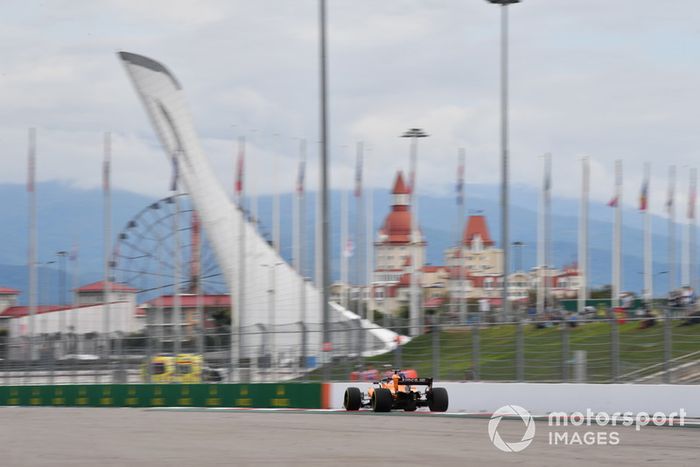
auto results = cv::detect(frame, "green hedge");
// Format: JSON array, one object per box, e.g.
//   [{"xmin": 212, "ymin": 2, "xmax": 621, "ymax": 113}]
[{"xmin": 0, "ymin": 383, "xmax": 322, "ymax": 409}]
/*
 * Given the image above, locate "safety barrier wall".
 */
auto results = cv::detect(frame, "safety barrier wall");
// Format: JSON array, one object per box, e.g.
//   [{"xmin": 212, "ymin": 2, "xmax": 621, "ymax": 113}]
[
  {"xmin": 0, "ymin": 383, "xmax": 324, "ymax": 409},
  {"xmin": 328, "ymin": 382, "xmax": 700, "ymax": 416}
]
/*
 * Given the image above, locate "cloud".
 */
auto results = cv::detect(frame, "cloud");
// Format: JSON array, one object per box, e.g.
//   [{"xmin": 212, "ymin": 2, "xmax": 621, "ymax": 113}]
[{"xmin": 0, "ymin": 0, "xmax": 699, "ymax": 218}]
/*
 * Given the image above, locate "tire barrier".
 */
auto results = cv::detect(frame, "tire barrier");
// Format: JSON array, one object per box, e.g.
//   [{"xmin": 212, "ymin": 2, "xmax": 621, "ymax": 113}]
[{"xmin": 0, "ymin": 383, "xmax": 324, "ymax": 409}]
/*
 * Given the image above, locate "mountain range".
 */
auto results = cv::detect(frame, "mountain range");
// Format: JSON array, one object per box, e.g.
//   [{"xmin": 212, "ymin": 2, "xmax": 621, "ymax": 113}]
[{"xmin": 0, "ymin": 181, "xmax": 687, "ymax": 304}]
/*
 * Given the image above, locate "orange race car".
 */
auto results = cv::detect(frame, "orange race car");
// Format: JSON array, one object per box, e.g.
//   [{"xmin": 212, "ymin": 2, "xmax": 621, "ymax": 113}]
[{"xmin": 343, "ymin": 369, "xmax": 449, "ymax": 412}]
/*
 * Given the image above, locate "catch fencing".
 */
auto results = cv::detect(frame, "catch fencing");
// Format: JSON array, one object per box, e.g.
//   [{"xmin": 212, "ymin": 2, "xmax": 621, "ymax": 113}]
[{"xmin": 1, "ymin": 311, "xmax": 699, "ymax": 385}]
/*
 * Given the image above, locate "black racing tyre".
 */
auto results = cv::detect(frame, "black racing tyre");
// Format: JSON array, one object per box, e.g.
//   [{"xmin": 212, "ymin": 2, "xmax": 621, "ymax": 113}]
[
  {"xmin": 343, "ymin": 387, "xmax": 362, "ymax": 411},
  {"xmin": 428, "ymin": 387, "xmax": 449, "ymax": 412},
  {"xmin": 371, "ymin": 388, "xmax": 393, "ymax": 412}
]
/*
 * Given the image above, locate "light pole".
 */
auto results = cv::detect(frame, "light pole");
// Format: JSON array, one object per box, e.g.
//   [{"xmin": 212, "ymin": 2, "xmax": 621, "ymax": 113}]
[
  {"xmin": 262, "ymin": 262, "xmax": 283, "ymax": 380},
  {"xmin": 318, "ymin": 0, "xmax": 331, "ymax": 380},
  {"xmin": 401, "ymin": 128, "xmax": 429, "ymax": 336},
  {"xmin": 485, "ymin": 0, "xmax": 520, "ymax": 320},
  {"xmin": 56, "ymin": 250, "xmax": 68, "ymax": 357}
]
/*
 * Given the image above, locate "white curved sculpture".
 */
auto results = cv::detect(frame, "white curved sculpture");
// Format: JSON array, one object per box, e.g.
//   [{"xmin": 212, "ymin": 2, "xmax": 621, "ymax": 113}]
[{"xmin": 118, "ymin": 52, "xmax": 397, "ymax": 358}]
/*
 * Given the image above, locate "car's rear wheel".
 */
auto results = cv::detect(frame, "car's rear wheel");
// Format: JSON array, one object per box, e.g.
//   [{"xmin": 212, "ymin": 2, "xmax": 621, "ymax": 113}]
[
  {"xmin": 428, "ymin": 387, "xmax": 448, "ymax": 412},
  {"xmin": 371, "ymin": 388, "xmax": 393, "ymax": 412},
  {"xmin": 343, "ymin": 387, "xmax": 362, "ymax": 411}
]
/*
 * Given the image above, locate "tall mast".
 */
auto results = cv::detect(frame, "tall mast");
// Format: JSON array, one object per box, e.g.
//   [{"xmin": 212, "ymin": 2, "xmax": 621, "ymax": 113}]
[
  {"xmin": 27, "ymin": 128, "xmax": 37, "ymax": 364},
  {"xmin": 643, "ymin": 163, "xmax": 652, "ymax": 304},
  {"xmin": 668, "ymin": 166, "xmax": 676, "ymax": 294},
  {"xmin": 340, "ymin": 188, "xmax": 348, "ymax": 308},
  {"xmin": 578, "ymin": 157, "xmax": 589, "ymax": 314},
  {"xmin": 612, "ymin": 160, "xmax": 622, "ymax": 307},
  {"xmin": 103, "ymin": 132, "xmax": 112, "ymax": 361}
]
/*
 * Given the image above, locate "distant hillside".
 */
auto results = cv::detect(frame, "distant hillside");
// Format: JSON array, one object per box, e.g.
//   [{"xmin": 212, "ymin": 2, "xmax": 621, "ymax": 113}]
[{"xmin": 0, "ymin": 181, "xmax": 685, "ymax": 303}]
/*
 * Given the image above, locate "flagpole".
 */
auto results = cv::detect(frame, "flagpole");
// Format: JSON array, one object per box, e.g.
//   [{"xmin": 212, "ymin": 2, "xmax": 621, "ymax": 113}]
[
  {"xmin": 340, "ymin": 187, "xmax": 348, "ymax": 309},
  {"xmin": 643, "ymin": 162, "xmax": 652, "ymax": 305},
  {"xmin": 103, "ymin": 131, "xmax": 112, "ymax": 377},
  {"xmin": 272, "ymin": 133, "xmax": 281, "ymax": 254},
  {"xmin": 71, "ymin": 241, "xmax": 79, "ymax": 347},
  {"xmin": 366, "ymin": 186, "xmax": 374, "ymax": 323},
  {"xmin": 172, "ymin": 151, "xmax": 182, "ymax": 361},
  {"xmin": 612, "ymin": 160, "xmax": 622, "ymax": 308},
  {"xmin": 27, "ymin": 128, "xmax": 37, "ymax": 367},
  {"xmin": 457, "ymin": 149, "xmax": 466, "ymax": 324},
  {"xmin": 691, "ymin": 168, "xmax": 697, "ymax": 294},
  {"xmin": 235, "ymin": 135, "xmax": 246, "ymax": 382},
  {"xmin": 682, "ymin": 168, "xmax": 692, "ymax": 287},
  {"xmin": 537, "ymin": 155, "xmax": 546, "ymax": 316},
  {"xmin": 668, "ymin": 166, "xmax": 676, "ymax": 294},
  {"xmin": 355, "ymin": 142, "xmax": 364, "ymax": 318},
  {"xmin": 295, "ymin": 139, "xmax": 307, "ymax": 368},
  {"xmin": 578, "ymin": 157, "xmax": 589, "ymax": 314},
  {"xmin": 544, "ymin": 153, "xmax": 552, "ymax": 315}
]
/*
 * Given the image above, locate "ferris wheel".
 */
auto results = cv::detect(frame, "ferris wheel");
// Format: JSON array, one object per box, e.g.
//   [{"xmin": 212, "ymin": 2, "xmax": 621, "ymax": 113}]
[{"xmin": 111, "ymin": 193, "xmax": 228, "ymax": 303}]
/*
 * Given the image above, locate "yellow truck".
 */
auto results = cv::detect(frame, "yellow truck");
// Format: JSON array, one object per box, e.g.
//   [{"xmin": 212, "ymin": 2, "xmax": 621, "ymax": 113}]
[{"xmin": 143, "ymin": 354, "xmax": 204, "ymax": 383}]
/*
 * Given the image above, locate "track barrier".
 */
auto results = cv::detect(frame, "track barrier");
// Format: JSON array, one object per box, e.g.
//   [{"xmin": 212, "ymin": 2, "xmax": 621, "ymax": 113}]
[{"xmin": 0, "ymin": 383, "xmax": 324, "ymax": 408}]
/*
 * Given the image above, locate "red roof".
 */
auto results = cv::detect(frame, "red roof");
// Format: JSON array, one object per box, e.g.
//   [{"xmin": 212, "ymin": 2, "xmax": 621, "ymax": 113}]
[
  {"xmin": 392, "ymin": 171, "xmax": 410, "ymax": 195},
  {"xmin": 463, "ymin": 215, "xmax": 494, "ymax": 247},
  {"xmin": 0, "ymin": 287, "xmax": 20, "ymax": 295},
  {"xmin": 379, "ymin": 210, "xmax": 414, "ymax": 244},
  {"xmin": 76, "ymin": 281, "xmax": 137, "ymax": 293},
  {"xmin": 144, "ymin": 294, "xmax": 231, "ymax": 308}
]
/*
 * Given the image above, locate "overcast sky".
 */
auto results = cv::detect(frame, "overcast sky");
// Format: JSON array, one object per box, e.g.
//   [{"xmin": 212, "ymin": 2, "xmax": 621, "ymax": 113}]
[{"xmin": 1, "ymin": 0, "xmax": 699, "ymax": 216}]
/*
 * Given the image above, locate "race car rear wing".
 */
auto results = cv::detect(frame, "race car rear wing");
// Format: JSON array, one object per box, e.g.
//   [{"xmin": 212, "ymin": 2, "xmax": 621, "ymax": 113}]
[{"xmin": 375, "ymin": 377, "xmax": 434, "ymax": 386}]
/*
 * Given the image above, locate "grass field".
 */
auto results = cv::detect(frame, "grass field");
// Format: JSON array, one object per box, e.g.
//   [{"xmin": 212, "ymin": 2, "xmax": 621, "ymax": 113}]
[{"xmin": 311, "ymin": 318, "xmax": 700, "ymax": 382}]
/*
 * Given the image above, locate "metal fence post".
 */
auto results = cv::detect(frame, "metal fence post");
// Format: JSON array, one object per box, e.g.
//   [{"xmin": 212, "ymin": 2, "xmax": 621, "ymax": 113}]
[
  {"xmin": 664, "ymin": 308, "xmax": 671, "ymax": 384},
  {"xmin": 471, "ymin": 313, "xmax": 480, "ymax": 381},
  {"xmin": 432, "ymin": 320, "xmax": 440, "ymax": 379},
  {"xmin": 394, "ymin": 317, "xmax": 402, "ymax": 370},
  {"xmin": 561, "ymin": 321, "xmax": 569, "ymax": 383},
  {"xmin": 611, "ymin": 313, "xmax": 619, "ymax": 383},
  {"xmin": 516, "ymin": 316, "xmax": 524, "ymax": 382}
]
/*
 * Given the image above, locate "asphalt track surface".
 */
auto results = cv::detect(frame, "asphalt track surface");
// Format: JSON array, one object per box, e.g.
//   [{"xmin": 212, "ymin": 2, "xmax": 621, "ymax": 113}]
[{"xmin": 2, "ymin": 407, "xmax": 698, "ymax": 466}]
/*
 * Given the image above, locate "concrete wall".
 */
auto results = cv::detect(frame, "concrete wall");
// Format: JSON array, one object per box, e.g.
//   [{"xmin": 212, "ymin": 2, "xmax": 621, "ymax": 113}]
[{"xmin": 329, "ymin": 382, "xmax": 700, "ymax": 416}]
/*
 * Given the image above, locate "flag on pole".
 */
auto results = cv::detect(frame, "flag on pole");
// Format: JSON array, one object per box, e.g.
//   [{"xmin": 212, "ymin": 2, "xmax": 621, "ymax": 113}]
[
  {"xmin": 354, "ymin": 150, "xmax": 363, "ymax": 198},
  {"xmin": 639, "ymin": 177, "xmax": 649, "ymax": 211},
  {"xmin": 689, "ymin": 169, "xmax": 697, "ymax": 220},
  {"xmin": 296, "ymin": 159, "xmax": 305, "ymax": 195},
  {"xmin": 544, "ymin": 153, "xmax": 551, "ymax": 193},
  {"xmin": 235, "ymin": 137, "xmax": 244, "ymax": 197},
  {"xmin": 69, "ymin": 242, "xmax": 79, "ymax": 261},
  {"xmin": 456, "ymin": 155, "xmax": 464, "ymax": 205},
  {"xmin": 343, "ymin": 239, "xmax": 355, "ymax": 258},
  {"xmin": 667, "ymin": 166, "xmax": 675, "ymax": 214},
  {"xmin": 103, "ymin": 152, "xmax": 111, "ymax": 193},
  {"xmin": 27, "ymin": 128, "xmax": 36, "ymax": 193}
]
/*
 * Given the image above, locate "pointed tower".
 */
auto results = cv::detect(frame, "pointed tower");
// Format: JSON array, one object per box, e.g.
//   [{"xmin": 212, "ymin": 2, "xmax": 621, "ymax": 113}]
[{"xmin": 375, "ymin": 171, "xmax": 426, "ymax": 274}]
